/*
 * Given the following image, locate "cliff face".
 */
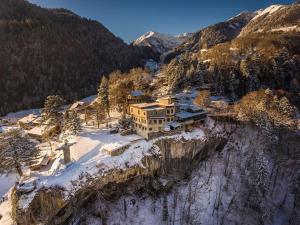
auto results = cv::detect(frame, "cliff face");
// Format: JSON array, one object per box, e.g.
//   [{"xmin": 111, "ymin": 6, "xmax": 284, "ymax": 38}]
[
  {"xmin": 13, "ymin": 132, "xmax": 211, "ymax": 225},
  {"xmin": 12, "ymin": 119, "xmax": 300, "ymax": 225},
  {"xmin": 0, "ymin": 0, "xmax": 158, "ymax": 116},
  {"xmin": 72, "ymin": 120, "xmax": 300, "ymax": 225}
]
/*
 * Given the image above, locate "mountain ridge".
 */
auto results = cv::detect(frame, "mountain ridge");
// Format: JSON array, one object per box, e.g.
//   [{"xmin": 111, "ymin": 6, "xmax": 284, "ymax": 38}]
[
  {"xmin": 0, "ymin": 0, "xmax": 158, "ymax": 116},
  {"xmin": 133, "ymin": 31, "xmax": 193, "ymax": 54}
]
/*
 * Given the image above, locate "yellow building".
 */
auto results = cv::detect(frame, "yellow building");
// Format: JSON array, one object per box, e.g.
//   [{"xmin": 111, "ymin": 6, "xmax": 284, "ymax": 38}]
[{"xmin": 128, "ymin": 97, "xmax": 178, "ymax": 139}]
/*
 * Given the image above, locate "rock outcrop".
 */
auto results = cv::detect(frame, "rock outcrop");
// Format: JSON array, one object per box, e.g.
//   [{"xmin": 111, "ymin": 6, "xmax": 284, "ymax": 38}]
[
  {"xmin": 13, "ymin": 131, "xmax": 212, "ymax": 225},
  {"xmin": 68, "ymin": 119, "xmax": 300, "ymax": 225},
  {"xmin": 12, "ymin": 119, "xmax": 300, "ymax": 225}
]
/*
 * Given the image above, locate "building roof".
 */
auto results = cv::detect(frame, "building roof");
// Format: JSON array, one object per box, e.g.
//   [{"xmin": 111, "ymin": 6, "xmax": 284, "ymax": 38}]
[
  {"xmin": 69, "ymin": 101, "xmax": 87, "ymax": 110},
  {"xmin": 143, "ymin": 106, "xmax": 165, "ymax": 111},
  {"xmin": 130, "ymin": 90, "xmax": 144, "ymax": 97},
  {"xmin": 18, "ymin": 114, "xmax": 41, "ymax": 124},
  {"xmin": 103, "ymin": 142, "xmax": 130, "ymax": 152},
  {"xmin": 131, "ymin": 102, "xmax": 160, "ymax": 109},
  {"xmin": 176, "ymin": 111, "xmax": 207, "ymax": 120}
]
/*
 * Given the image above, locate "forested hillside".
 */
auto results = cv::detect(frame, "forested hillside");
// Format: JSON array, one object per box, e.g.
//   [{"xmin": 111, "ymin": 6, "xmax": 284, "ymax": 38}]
[
  {"xmin": 0, "ymin": 0, "xmax": 158, "ymax": 115},
  {"xmin": 161, "ymin": 2, "xmax": 300, "ymax": 107}
]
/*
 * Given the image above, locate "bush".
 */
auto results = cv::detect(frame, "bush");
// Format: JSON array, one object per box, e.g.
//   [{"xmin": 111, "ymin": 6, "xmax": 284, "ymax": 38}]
[{"xmin": 237, "ymin": 89, "xmax": 297, "ymax": 134}]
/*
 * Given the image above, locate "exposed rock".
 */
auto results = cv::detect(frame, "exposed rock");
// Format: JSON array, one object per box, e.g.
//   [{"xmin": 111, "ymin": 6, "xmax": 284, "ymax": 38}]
[
  {"xmin": 13, "ymin": 132, "xmax": 212, "ymax": 225},
  {"xmin": 73, "ymin": 119, "xmax": 300, "ymax": 225}
]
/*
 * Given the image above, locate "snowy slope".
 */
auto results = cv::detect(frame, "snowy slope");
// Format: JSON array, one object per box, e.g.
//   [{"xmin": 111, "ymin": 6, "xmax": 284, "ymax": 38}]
[
  {"xmin": 251, "ymin": 5, "xmax": 284, "ymax": 21},
  {"xmin": 133, "ymin": 31, "xmax": 192, "ymax": 53},
  {"xmin": 239, "ymin": 3, "xmax": 300, "ymax": 36}
]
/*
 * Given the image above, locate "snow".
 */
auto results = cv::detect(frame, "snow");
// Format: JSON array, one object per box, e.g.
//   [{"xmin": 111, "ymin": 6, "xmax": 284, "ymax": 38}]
[
  {"xmin": 17, "ymin": 127, "xmax": 205, "ymax": 208},
  {"xmin": 252, "ymin": 5, "xmax": 283, "ymax": 21},
  {"xmin": 69, "ymin": 128, "xmax": 142, "ymax": 161},
  {"xmin": 18, "ymin": 113, "xmax": 40, "ymax": 124},
  {"xmin": 2, "ymin": 108, "xmax": 41, "ymax": 123},
  {"xmin": 271, "ymin": 25, "xmax": 300, "ymax": 32},
  {"xmin": 0, "ymin": 189, "xmax": 14, "ymax": 225},
  {"xmin": 78, "ymin": 95, "xmax": 97, "ymax": 104},
  {"xmin": 0, "ymin": 173, "xmax": 19, "ymax": 197},
  {"xmin": 230, "ymin": 47, "xmax": 239, "ymax": 51},
  {"xmin": 203, "ymin": 59, "xmax": 211, "ymax": 63},
  {"xmin": 27, "ymin": 125, "xmax": 44, "ymax": 137},
  {"xmin": 145, "ymin": 59, "xmax": 159, "ymax": 72},
  {"xmin": 130, "ymin": 90, "xmax": 144, "ymax": 97},
  {"xmin": 134, "ymin": 31, "xmax": 186, "ymax": 53}
]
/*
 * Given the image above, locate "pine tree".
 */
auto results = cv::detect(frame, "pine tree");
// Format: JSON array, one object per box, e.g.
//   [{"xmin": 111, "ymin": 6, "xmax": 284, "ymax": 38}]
[
  {"xmin": 63, "ymin": 110, "xmax": 82, "ymax": 134},
  {"xmin": 0, "ymin": 129, "xmax": 39, "ymax": 176},
  {"xmin": 97, "ymin": 76, "xmax": 110, "ymax": 117},
  {"xmin": 41, "ymin": 95, "xmax": 64, "ymax": 129}
]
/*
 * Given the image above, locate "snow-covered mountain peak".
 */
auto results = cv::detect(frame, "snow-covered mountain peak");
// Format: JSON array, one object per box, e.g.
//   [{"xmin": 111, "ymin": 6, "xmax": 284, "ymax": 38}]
[
  {"xmin": 133, "ymin": 31, "xmax": 191, "ymax": 54},
  {"xmin": 251, "ymin": 4, "xmax": 284, "ymax": 21}
]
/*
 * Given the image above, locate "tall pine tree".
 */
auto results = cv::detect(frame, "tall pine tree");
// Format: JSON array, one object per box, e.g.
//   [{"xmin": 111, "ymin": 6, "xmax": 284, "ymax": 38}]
[
  {"xmin": 97, "ymin": 76, "xmax": 110, "ymax": 117},
  {"xmin": 63, "ymin": 110, "xmax": 82, "ymax": 134},
  {"xmin": 40, "ymin": 95, "xmax": 64, "ymax": 129}
]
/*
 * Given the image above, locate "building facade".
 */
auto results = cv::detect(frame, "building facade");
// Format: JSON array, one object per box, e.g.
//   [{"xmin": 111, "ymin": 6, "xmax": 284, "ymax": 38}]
[{"xmin": 128, "ymin": 97, "xmax": 178, "ymax": 138}]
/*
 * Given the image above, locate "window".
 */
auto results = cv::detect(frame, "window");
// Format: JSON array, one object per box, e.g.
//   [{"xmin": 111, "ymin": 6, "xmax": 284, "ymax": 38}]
[
  {"xmin": 171, "ymin": 109, "xmax": 174, "ymax": 114},
  {"xmin": 154, "ymin": 120, "xmax": 157, "ymax": 124},
  {"xmin": 167, "ymin": 109, "xmax": 170, "ymax": 114},
  {"xmin": 159, "ymin": 120, "xmax": 162, "ymax": 124},
  {"xmin": 167, "ymin": 118, "xmax": 170, "ymax": 122},
  {"xmin": 143, "ymin": 112, "xmax": 146, "ymax": 115},
  {"xmin": 149, "ymin": 128, "xmax": 152, "ymax": 131},
  {"xmin": 138, "ymin": 110, "xmax": 140, "ymax": 115}
]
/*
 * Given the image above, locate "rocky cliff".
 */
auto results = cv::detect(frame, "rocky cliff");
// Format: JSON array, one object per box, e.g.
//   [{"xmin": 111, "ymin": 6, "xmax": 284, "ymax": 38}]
[
  {"xmin": 12, "ymin": 119, "xmax": 300, "ymax": 225},
  {"xmin": 74, "ymin": 119, "xmax": 300, "ymax": 225}
]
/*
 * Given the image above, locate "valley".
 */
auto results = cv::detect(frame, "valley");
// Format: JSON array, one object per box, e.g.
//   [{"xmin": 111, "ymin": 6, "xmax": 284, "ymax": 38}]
[{"xmin": 0, "ymin": 1, "xmax": 300, "ymax": 225}]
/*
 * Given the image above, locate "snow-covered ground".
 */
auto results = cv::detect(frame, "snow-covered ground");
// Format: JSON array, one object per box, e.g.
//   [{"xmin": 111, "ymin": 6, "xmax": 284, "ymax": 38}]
[
  {"xmin": 0, "ymin": 173, "xmax": 19, "ymax": 198},
  {"xmin": 0, "ymin": 189, "xmax": 14, "ymax": 225},
  {"xmin": 69, "ymin": 128, "xmax": 142, "ymax": 161},
  {"xmin": 12, "ymin": 127, "xmax": 205, "ymax": 216},
  {"xmin": 35, "ymin": 128, "xmax": 204, "ymax": 190}
]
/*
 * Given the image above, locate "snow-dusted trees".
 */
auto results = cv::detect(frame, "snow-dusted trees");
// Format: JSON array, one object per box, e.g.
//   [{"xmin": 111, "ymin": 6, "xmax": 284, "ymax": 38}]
[
  {"xmin": 194, "ymin": 90, "xmax": 211, "ymax": 107},
  {"xmin": 63, "ymin": 110, "xmax": 82, "ymax": 134},
  {"xmin": 109, "ymin": 79, "xmax": 134, "ymax": 115},
  {"xmin": 163, "ymin": 53, "xmax": 207, "ymax": 93},
  {"xmin": 40, "ymin": 95, "xmax": 64, "ymax": 129},
  {"xmin": 0, "ymin": 129, "xmax": 39, "ymax": 176},
  {"xmin": 237, "ymin": 89, "xmax": 296, "ymax": 135},
  {"xmin": 166, "ymin": 57, "xmax": 186, "ymax": 92},
  {"xmin": 89, "ymin": 101, "xmax": 106, "ymax": 128},
  {"xmin": 255, "ymin": 154, "xmax": 270, "ymax": 195},
  {"xmin": 97, "ymin": 76, "xmax": 110, "ymax": 117}
]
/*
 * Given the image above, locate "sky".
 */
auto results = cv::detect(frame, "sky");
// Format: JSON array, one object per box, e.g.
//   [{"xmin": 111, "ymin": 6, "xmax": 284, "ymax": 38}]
[{"xmin": 28, "ymin": 0, "xmax": 296, "ymax": 43}]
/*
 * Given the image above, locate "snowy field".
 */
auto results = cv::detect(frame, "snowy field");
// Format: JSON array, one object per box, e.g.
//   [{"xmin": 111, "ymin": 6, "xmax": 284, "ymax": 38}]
[
  {"xmin": 69, "ymin": 128, "xmax": 143, "ymax": 161},
  {"xmin": 36, "ymin": 128, "xmax": 204, "ymax": 190}
]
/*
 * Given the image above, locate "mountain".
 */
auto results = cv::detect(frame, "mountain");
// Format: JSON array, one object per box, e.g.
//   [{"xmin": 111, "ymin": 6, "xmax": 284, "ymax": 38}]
[
  {"xmin": 161, "ymin": 2, "xmax": 300, "ymax": 106},
  {"xmin": 0, "ymin": 0, "xmax": 158, "ymax": 116},
  {"xmin": 239, "ymin": 3, "xmax": 300, "ymax": 36},
  {"xmin": 164, "ymin": 12, "xmax": 256, "ymax": 62},
  {"xmin": 133, "ymin": 31, "xmax": 193, "ymax": 54}
]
